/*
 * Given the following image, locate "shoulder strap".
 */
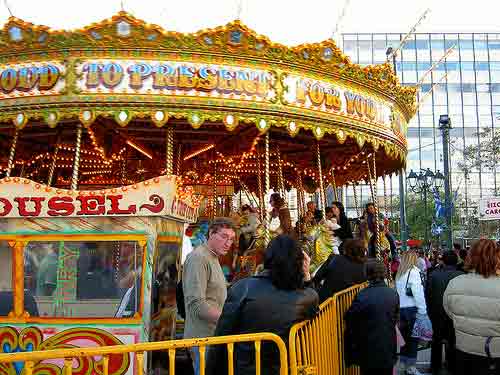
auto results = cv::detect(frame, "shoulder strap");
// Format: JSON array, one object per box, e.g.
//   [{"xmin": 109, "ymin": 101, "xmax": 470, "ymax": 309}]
[{"xmin": 405, "ymin": 269, "xmax": 412, "ymax": 288}]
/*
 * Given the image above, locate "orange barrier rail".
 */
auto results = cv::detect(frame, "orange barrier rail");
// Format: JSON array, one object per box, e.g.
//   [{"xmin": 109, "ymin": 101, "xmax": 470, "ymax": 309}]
[
  {"xmin": 0, "ymin": 332, "xmax": 288, "ymax": 375},
  {"xmin": 288, "ymin": 282, "xmax": 368, "ymax": 375}
]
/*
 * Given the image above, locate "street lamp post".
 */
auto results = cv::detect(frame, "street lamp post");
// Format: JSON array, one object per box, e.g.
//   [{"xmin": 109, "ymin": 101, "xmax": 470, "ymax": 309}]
[
  {"xmin": 439, "ymin": 114, "xmax": 453, "ymax": 250},
  {"xmin": 387, "ymin": 46, "xmax": 408, "ymax": 251},
  {"xmin": 407, "ymin": 168, "xmax": 445, "ymax": 248}
]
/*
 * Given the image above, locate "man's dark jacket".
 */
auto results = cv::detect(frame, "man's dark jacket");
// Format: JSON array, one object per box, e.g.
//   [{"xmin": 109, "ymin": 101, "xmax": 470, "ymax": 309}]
[
  {"xmin": 344, "ymin": 281, "xmax": 400, "ymax": 370},
  {"xmin": 425, "ymin": 265, "xmax": 464, "ymax": 338},
  {"xmin": 315, "ymin": 255, "xmax": 367, "ymax": 303},
  {"xmin": 206, "ymin": 271, "xmax": 318, "ymax": 375}
]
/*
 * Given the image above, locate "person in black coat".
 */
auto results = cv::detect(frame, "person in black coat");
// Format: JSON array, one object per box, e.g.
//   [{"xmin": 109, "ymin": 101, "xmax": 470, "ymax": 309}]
[
  {"xmin": 425, "ymin": 250, "xmax": 464, "ymax": 374},
  {"xmin": 330, "ymin": 201, "xmax": 353, "ymax": 242},
  {"xmin": 314, "ymin": 239, "xmax": 367, "ymax": 303},
  {"xmin": 344, "ymin": 260, "xmax": 399, "ymax": 375},
  {"xmin": 207, "ymin": 235, "xmax": 319, "ymax": 375}
]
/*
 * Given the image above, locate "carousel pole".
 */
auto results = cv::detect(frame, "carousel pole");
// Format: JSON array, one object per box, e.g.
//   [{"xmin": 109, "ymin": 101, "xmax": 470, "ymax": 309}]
[
  {"xmin": 165, "ymin": 128, "xmax": 174, "ymax": 175},
  {"xmin": 372, "ymin": 154, "xmax": 381, "ymax": 257},
  {"xmin": 70, "ymin": 123, "xmax": 83, "ymax": 190},
  {"xmin": 366, "ymin": 153, "xmax": 381, "ymax": 259},
  {"xmin": 276, "ymin": 144, "xmax": 285, "ymax": 197},
  {"xmin": 257, "ymin": 146, "xmax": 265, "ymax": 223},
  {"xmin": 264, "ymin": 132, "xmax": 271, "ymax": 243},
  {"xmin": 331, "ymin": 168, "xmax": 339, "ymax": 202},
  {"xmin": 352, "ymin": 182, "xmax": 360, "ymax": 219},
  {"xmin": 6, "ymin": 128, "xmax": 19, "ymax": 177},
  {"xmin": 176, "ymin": 144, "xmax": 182, "ymax": 176},
  {"xmin": 47, "ymin": 142, "xmax": 60, "ymax": 186},
  {"xmin": 316, "ymin": 142, "xmax": 326, "ymax": 214},
  {"xmin": 212, "ymin": 158, "xmax": 217, "ymax": 219},
  {"xmin": 296, "ymin": 173, "xmax": 304, "ymax": 219},
  {"xmin": 383, "ymin": 175, "xmax": 388, "ymax": 217}
]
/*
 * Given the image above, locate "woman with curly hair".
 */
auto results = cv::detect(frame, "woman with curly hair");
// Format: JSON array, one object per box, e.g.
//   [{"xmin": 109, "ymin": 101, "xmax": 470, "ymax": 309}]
[
  {"xmin": 207, "ymin": 235, "xmax": 318, "ymax": 375},
  {"xmin": 444, "ymin": 239, "xmax": 500, "ymax": 374}
]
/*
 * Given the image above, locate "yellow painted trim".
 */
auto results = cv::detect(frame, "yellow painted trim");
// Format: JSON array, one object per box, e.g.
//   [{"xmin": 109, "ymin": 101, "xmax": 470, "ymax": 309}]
[
  {"xmin": 157, "ymin": 235, "xmax": 182, "ymax": 244},
  {"xmin": 0, "ymin": 233, "xmax": 147, "ymax": 242}
]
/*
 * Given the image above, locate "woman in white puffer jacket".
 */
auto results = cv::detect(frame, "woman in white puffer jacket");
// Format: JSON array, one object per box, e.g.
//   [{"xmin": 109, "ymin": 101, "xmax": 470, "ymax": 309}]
[{"xmin": 443, "ymin": 239, "xmax": 500, "ymax": 375}]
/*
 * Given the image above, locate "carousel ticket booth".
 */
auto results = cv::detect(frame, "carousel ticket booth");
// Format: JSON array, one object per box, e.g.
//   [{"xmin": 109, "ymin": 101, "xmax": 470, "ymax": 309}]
[
  {"xmin": 0, "ymin": 176, "xmax": 198, "ymax": 375},
  {"xmin": 0, "ymin": 10, "xmax": 416, "ymax": 374}
]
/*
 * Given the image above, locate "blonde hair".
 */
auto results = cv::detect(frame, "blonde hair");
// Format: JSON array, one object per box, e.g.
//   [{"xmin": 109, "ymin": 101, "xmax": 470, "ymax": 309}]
[{"xmin": 396, "ymin": 251, "xmax": 419, "ymax": 280}]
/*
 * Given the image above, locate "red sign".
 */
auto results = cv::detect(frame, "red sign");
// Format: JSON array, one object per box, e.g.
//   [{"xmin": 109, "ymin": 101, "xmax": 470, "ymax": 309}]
[{"xmin": 0, "ymin": 176, "xmax": 198, "ymax": 222}]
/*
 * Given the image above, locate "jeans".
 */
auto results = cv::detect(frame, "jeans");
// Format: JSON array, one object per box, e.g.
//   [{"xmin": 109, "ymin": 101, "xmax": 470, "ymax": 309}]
[
  {"xmin": 190, "ymin": 347, "xmax": 208, "ymax": 375},
  {"xmin": 399, "ymin": 307, "xmax": 419, "ymax": 366}
]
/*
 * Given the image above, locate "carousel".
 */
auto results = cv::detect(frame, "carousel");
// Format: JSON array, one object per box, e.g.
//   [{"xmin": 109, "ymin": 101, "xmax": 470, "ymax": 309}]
[{"xmin": 0, "ymin": 10, "xmax": 416, "ymax": 374}]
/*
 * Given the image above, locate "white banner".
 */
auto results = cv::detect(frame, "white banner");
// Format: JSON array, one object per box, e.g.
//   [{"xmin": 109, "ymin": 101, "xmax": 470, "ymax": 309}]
[
  {"xmin": 0, "ymin": 176, "xmax": 198, "ymax": 222},
  {"xmin": 479, "ymin": 197, "xmax": 500, "ymax": 221}
]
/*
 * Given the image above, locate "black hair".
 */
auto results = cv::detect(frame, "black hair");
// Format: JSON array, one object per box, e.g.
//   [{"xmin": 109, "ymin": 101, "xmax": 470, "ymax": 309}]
[
  {"xmin": 325, "ymin": 206, "xmax": 333, "ymax": 215},
  {"xmin": 270, "ymin": 193, "xmax": 285, "ymax": 208},
  {"xmin": 365, "ymin": 202, "xmax": 375, "ymax": 210},
  {"xmin": 366, "ymin": 260, "xmax": 386, "ymax": 282},
  {"xmin": 313, "ymin": 209, "xmax": 323, "ymax": 222},
  {"xmin": 264, "ymin": 235, "xmax": 305, "ymax": 290},
  {"xmin": 343, "ymin": 239, "xmax": 367, "ymax": 264},
  {"xmin": 442, "ymin": 250, "xmax": 458, "ymax": 266}
]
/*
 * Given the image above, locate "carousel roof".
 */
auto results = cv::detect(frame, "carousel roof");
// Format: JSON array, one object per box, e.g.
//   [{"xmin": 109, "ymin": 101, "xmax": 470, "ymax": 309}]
[{"xmin": 0, "ymin": 12, "xmax": 417, "ymax": 192}]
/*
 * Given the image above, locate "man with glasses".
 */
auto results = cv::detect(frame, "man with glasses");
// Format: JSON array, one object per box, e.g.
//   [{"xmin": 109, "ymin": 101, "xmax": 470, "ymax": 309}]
[{"xmin": 182, "ymin": 218, "xmax": 236, "ymax": 375}]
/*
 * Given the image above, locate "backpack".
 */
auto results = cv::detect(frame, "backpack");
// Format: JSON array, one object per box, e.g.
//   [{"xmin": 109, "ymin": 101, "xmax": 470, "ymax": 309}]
[{"xmin": 176, "ymin": 281, "xmax": 186, "ymax": 319}]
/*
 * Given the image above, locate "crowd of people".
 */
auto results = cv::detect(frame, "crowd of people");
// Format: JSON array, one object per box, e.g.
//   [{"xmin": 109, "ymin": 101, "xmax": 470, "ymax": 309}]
[{"xmin": 180, "ymin": 196, "xmax": 500, "ymax": 375}]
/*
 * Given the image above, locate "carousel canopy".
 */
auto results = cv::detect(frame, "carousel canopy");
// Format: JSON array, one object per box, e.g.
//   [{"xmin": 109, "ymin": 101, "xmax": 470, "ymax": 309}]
[{"xmin": 0, "ymin": 12, "xmax": 416, "ymax": 192}]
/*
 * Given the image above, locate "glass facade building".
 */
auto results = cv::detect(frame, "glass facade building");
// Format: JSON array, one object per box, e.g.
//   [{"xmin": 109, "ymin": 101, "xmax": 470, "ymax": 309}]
[{"xmin": 341, "ymin": 33, "xmax": 500, "ymax": 222}]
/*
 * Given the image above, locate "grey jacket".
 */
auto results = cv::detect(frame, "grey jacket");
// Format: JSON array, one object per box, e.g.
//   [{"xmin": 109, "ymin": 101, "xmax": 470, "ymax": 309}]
[{"xmin": 443, "ymin": 273, "xmax": 500, "ymax": 358}]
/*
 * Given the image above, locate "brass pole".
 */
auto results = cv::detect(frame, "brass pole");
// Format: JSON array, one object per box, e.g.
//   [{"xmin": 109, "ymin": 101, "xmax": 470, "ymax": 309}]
[
  {"xmin": 276, "ymin": 144, "xmax": 285, "ymax": 197},
  {"xmin": 176, "ymin": 144, "xmax": 182, "ymax": 176},
  {"xmin": 6, "ymin": 128, "xmax": 19, "ymax": 177},
  {"xmin": 257, "ymin": 147, "xmax": 264, "ymax": 223},
  {"xmin": 331, "ymin": 168, "xmax": 338, "ymax": 202},
  {"xmin": 265, "ymin": 132, "xmax": 271, "ymax": 243},
  {"xmin": 70, "ymin": 123, "xmax": 83, "ymax": 190},
  {"xmin": 366, "ymin": 153, "xmax": 381, "ymax": 259},
  {"xmin": 47, "ymin": 143, "xmax": 60, "ymax": 186},
  {"xmin": 352, "ymin": 183, "xmax": 360, "ymax": 218},
  {"xmin": 316, "ymin": 142, "xmax": 326, "ymax": 214},
  {"xmin": 212, "ymin": 158, "xmax": 217, "ymax": 219},
  {"xmin": 166, "ymin": 128, "xmax": 174, "ymax": 175}
]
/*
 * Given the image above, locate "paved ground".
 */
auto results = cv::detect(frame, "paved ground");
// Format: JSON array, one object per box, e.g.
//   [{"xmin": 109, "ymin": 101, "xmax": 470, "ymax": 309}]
[{"xmin": 395, "ymin": 348, "xmax": 452, "ymax": 375}]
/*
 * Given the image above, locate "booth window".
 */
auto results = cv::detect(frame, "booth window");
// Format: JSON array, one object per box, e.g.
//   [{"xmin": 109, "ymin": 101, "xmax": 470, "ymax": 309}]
[
  {"xmin": 24, "ymin": 240, "xmax": 144, "ymax": 318},
  {"xmin": 0, "ymin": 241, "xmax": 13, "ymax": 316},
  {"xmin": 151, "ymin": 240, "xmax": 181, "ymax": 341}
]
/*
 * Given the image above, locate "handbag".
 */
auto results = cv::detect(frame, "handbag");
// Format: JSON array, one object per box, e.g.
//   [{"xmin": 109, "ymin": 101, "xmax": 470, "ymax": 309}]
[
  {"xmin": 405, "ymin": 270, "xmax": 413, "ymax": 297},
  {"xmin": 411, "ymin": 313, "xmax": 433, "ymax": 341}
]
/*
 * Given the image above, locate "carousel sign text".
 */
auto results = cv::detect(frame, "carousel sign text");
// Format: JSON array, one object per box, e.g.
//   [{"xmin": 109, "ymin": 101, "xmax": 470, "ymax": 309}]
[
  {"xmin": 78, "ymin": 60, "xmax": 275, "ymax": 100},
  {"xmin": 0, "ymin": 177, "xmax": 198, "ymax": 221}
]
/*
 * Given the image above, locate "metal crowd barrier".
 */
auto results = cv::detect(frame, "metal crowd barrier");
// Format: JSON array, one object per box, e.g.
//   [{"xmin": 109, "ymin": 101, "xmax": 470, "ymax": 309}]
[
  {"xmin": 289, "ymin": 282, "xmax": 368, "ymax": 375},
  {"xmin": 0, "ymin": 332, "xmax": 288, "ymax": 375}
]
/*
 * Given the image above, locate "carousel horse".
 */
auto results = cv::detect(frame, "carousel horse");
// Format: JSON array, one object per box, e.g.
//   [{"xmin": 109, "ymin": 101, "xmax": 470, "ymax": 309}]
[{"xmin": 305, "ymin": 223, "xmax": 335, "ymax": 275}]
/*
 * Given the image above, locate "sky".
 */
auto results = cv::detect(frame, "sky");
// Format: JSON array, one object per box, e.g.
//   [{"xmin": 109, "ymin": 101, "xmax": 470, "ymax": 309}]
[{"xmin": 0, "ymin": 0, "xmax": 499, "ymax": 46}]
